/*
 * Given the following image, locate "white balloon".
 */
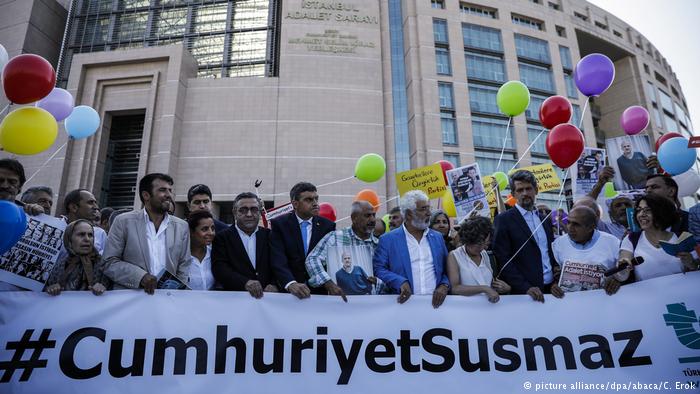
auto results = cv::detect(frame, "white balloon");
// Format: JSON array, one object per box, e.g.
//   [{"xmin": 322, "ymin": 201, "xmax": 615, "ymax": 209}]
[
  {"xmin": 673, "ymin": 170, "xmax": 700, "ymax": 197},
  {"xmin": 0, "ymin": 44, "xmax": 8, "ymax": 74}
]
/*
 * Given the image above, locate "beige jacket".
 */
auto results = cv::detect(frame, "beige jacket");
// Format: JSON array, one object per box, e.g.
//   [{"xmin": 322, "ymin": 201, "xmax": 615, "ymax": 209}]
[{"xmin": 102, "ymin": 209, "xmax": 190, "ymax": 289}]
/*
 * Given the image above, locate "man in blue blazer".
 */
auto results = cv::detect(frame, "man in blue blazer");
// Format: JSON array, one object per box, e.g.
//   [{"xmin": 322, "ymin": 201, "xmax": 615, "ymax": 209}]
[
  {"xmin": 270, "ymin": 182, "xmax": 336, "ymax": 299},
  {"xmin": 373, "ymin": 190, "xmax": 450, "ymax": 308},
  {"xmin": 492, "ymin": 170, "xmax": 564, "ymax": 302}
]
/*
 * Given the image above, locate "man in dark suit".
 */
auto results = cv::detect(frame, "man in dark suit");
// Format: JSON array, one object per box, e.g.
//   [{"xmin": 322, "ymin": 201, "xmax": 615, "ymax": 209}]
[
  {"xmin": 212, "ymin": 192, "xmax": 276, "ymax": 298},
  {"xmin": 270, "ymin": 182, "xmax": 336, "ymax": 299},
  {"xmin": 187, "ymin": 184, "xmax": 229, "ymax": 233},
  {"xmin": 492, "ymin": 170, "xmax": 564, "ymax": 302}
]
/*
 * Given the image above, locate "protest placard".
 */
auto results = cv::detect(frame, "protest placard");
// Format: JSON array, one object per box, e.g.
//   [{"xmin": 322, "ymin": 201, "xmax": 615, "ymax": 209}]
[
  {"xmin": 510, "ymin": 163, "xmax": 562, "ymax": 193},
  {"xmin": 558, "ymin": 261, "xmax": 607, "ymax": 292},
  {"xmin": 395, "ymin": 163, "xmax": 447, "ymax": 199},
  {"xmin": 446, "ymin": 163, "xmax": 491, "ymax": 222},
  {"xmin": 573, "ymin": 147, "xmax": 606, "ymax": 197},
  {"xmin": 0, "ymin": 214, "xmax": 67, "ymax": 291}
]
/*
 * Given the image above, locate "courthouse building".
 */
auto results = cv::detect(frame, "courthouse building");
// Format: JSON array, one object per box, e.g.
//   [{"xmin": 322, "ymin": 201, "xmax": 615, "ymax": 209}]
[{"xmin": 0, "ymin": 0, "xmax": 694, "ymax": 220}]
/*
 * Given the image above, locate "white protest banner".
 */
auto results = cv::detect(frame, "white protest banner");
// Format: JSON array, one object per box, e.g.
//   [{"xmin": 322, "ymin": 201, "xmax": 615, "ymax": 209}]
[
  {"xmin": 0, "ymin": 214, "xmax": 66, "ymax": 291},
  {"xmin": 1, "ymin": 272, "xmax": 699, "ymax": 393}
]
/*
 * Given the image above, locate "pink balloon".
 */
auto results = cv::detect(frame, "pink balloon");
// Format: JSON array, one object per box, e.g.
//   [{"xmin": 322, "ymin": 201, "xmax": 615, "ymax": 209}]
[{"xmin": 620, "ymin": 106, "xmax": 649, "ymax": 135}]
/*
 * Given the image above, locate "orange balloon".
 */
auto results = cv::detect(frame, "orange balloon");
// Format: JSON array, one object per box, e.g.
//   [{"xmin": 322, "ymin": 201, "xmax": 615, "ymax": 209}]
[
  {"xmin": 355, "ymin": 189, "xmax": 380, "ymax": 210},
  {"xmin": 505, "ymin": 194, "xmax": 517, "ymax": 207}
]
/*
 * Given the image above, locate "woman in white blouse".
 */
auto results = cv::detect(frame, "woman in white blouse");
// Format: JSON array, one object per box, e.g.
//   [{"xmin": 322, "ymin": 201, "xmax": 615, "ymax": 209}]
[
  {"xmin": 446, "ymin": 216, "xmax": 511, "ymax": 303},
  {"xmin": 187, "ymin": 210, "xmax": 216, "ymax": 290},
  {"xmin": 617, "ymin": 194, "xmax": 697, "ymax": 282}
]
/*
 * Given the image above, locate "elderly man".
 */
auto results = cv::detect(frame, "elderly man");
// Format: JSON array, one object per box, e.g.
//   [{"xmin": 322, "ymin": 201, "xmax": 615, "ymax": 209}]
[
  {"xmin": 0, "ymin": 158, "xmax": 43, "ymax": 216},
  {"xmin": 552, "ymin": 206, "xmax": 622, "ymax": 295},
  {"xmin": 373, "ymin": 190, "xmax": 450, "ymax": 308},
  {"xmin": 20, "ymin": 186, "xmax": 54, "ymax": 215},
  {"xmin": 616, "ymin": 138, "xmax": 651, "ymax": 189},
  {"xmin": 645, "ymin": 174, "xmax": 688, "ymax": 236},
  {"xmin": 212, "ymin": 192, "xmax": 276, "ymax": 298},
  {"xmin": 493, "ymin": 170, "xmax": 564, "ymax": 302},
  {"xmin": 306, "ymin": 200, "xmax": 379, "ymax": 301},
  {"xmin": 103, "ymin": 173, "xmax": 190, "ymax": 294}
]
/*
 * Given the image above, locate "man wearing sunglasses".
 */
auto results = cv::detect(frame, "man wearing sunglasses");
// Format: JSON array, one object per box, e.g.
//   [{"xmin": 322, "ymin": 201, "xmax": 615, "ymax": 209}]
[{"xmin": 212, "ymin": 192, "xmax": 277, "ymax": 298}]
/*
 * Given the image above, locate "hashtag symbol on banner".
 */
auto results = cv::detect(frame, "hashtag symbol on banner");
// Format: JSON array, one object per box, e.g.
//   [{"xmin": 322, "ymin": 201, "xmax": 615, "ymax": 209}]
[{"xmin": 0, "ymin": 329, "xmax": 55, "ymax": 383}]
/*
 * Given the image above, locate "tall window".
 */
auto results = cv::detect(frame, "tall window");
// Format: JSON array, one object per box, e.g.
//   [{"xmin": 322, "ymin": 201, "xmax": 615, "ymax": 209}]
[
  {"xmin": 564, "ymin": 74, "xmax": 578, "ymax": 98},
  {"xmin": 444, "ymin": 153, "xmax": 461, "ymax": 167},
  {"xmin": 528, "ymin": 126, "xmax": 548, "ymax": 155},
  {"xmin": 439, "ymin": 82, "xmax": 457, "ymax": 145},
  {"xmin": 475, "ymin": 150, "xmax": 518, "ymax": 175},
  {"xmin": 559, "ymin": 46, "xmax": 572, "ymax": 70},
  {"xmin": 525, "ymin": 93, "xmax": 549, "ymax": 121},
  {"xmin": 431, "ymin": 0, "xmax": 445, "ymax": 9},
  {"xmin": 572, "ymin": 104, "xmax": 583, "ymax": 130},
  {"xmin": 434, "ymin": 19, "xmax": 451, "ymax": 75},
  {"xmin": 658, "ymin": 89, "xmax": 674, "ymax": 114}
]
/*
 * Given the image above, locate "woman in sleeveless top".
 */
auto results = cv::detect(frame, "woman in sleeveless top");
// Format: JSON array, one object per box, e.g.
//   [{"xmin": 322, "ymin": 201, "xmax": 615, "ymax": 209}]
[{"xmin": 446, "ymin": 216, "xmax": 510, "ymax": 303}]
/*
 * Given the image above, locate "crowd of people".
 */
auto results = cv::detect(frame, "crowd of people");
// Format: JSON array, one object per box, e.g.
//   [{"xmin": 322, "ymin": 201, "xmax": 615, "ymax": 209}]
[{"xmin": 0, "ymin": 156, "xmax": 698, "ymax": 304}]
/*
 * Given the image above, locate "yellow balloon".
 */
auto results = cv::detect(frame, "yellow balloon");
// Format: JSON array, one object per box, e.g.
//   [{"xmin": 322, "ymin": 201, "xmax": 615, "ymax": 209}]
[
  {"xmin": 442, "ymin": 190, "xmax": 457, "ymax": 218},
  {"xmin": 0, "ymin": 107, "xmax": 58, "ymax": 155}
]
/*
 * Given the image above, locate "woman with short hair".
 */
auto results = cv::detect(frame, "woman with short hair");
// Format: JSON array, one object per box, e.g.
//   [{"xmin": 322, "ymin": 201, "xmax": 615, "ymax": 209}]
[{"xmin": 447, "ymin": 216, "xmax": 510, "ymax": 302}]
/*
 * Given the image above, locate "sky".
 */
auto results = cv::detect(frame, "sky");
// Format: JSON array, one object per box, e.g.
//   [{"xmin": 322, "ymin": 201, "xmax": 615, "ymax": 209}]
[{"xmin": 587, "ymin": 0, "xmax": 700, "ymax": 133}]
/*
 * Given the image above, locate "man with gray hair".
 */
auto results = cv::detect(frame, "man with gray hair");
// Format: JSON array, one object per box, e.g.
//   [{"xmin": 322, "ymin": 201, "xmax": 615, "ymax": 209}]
[
  {"xmin": 20, "ymin": 186, "xmax": 53, "ymax": 215},
  {"xmin": 493, "ymin": 170, "xmax": 564, "ymax": 302},
  {"xmin": 306, "ymin": 200, "xmax": 379, "ymax": 301},
  {"xmin": 373, "ymin": 190, "xmax": 450, "ymax": 308}
]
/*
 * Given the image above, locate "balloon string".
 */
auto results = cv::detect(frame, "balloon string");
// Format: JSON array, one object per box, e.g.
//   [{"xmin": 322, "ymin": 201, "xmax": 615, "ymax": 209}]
[
  {"xmin": 579, "ymin": 97, "xmax": 589, "ymax": 130},
  {"xmin": 509, "ymin": 127, "xmax": 547, "ymax": 172},
  {"xmin": 24, "ymin": 142, "xmax": 68, "ymax": 185},
  {"xmin": 335, "ymin": 195, "xmax": 400, "ymax": 223},
  {"xmin": 317, "ymin": 175, "xmax": 355, "ymax": 188},
  {"xmin": 496, "ymin": 168, "xmax": 569, "ymax": 280},
  {"xmin": 495, "ymin": 117, "xmax": 512, "ymax": 171},
  {"xmin": 0, "ymin": 103, "xmax": 10, "ymax": 118}
]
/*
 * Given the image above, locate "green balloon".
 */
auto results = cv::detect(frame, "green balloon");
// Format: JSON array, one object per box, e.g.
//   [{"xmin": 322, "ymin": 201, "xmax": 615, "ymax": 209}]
[
  {"xmin": 603, "ymin": 182, "xmax": 618, "ymax": 198},
  {"xmin": 493, "ymin": 171, "xmax": 508, "ymax": 190},
  {"xmin": 496, "ymin": 81, "xmax": 530, "ymax": 117},
  {"xmin": 355, "ymin": 153, "xmax": 386, "ymax": 183},
  {"xmin": 382, "ymin": 214, "xmax": 390, "ymax": 234}
]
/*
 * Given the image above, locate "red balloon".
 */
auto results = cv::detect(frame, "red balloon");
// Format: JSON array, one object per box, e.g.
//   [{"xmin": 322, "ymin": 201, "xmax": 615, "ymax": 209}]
[
  {"xmin": 546, "ymin": 124, "xmax": 585, "ymax": 169},
  {"xmin": 655, "ymin": 132, "xmax": 683, "ymax": 152},
  {"xmin": 2, "ymin": 54, "xmax": 56, "ymax": 104},
  {"xmin": 539, "ymin": 95, "xmax": 572, "ymax": 129},
  {"xmin": 318, "ymin": 202, "xmax": 337, "ymax": 222},
  {"xmin": 436, "ymin": 160, "xmax": 455, "ymax": 185}
]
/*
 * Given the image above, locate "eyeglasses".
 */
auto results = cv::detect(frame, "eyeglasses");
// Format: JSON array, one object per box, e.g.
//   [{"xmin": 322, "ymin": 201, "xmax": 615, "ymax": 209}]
[{"xmin": 237, "ymin": 207, "xmax": 260, "ymax": 215}]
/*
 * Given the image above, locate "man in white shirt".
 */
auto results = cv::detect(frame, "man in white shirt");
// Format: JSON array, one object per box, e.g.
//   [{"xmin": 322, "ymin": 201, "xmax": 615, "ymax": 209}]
[
  {"xmin": 373, "ymin": 190, "xmax": 450, "ymax": 308},
  {"xmin": 552, "ymin": 206, "xmax": 622, "ymax": 295},
  {"xmin": 103, "ymin": 173, "xmax": 191, "ymax": 294},
  {"xmin": 212, "ymin": 192, "xmax": 276, "ymax": 298}
]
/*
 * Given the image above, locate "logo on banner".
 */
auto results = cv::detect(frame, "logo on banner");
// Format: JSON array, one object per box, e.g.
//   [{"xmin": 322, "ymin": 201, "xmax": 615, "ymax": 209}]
[{"xmin": 663, "ymin": 303, "xmax": 700, "ymax": 369}]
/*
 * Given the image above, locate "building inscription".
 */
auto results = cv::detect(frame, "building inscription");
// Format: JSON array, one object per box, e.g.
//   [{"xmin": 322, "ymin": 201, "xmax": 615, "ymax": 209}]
[
  {"xmin": 285, "ymin": 1, "xmax": 379, "ymax": 24},
  {"xmin": 288, "ymin": 30, "xmax": 375, "ymax": 54}
]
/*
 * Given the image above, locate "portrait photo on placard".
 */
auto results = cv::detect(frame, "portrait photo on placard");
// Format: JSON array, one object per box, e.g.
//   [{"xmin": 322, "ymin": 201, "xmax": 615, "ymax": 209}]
[
  {"xmin": 605, "ymin": 134, "xmax": 654, "ymax": 192},
  {"xmin": 326, "ymin": 245, "xmax": 376, "ymax": 295}
]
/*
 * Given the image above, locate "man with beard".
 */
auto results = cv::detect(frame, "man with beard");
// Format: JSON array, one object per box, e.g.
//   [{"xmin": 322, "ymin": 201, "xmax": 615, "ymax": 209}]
[
  {"xmin": 493, "ymin": 170, "xmax": 564, "ymax": 302},
  {"xmin": 388, "ymin": 206, "xmax": 403, "ymax": 230},
  {"xmin": 373, "ymin": 190, "xmax": 450, "ymax": 308},
  {"xmin": 103, "ymin": 173, "xmax": 191, "ymax": 294},
  {"xmin": 616, "ymin": 138, "xmax": 651, "ymax": 189},
  {"xmin": 306, "ymin": 200, "xmax": 379, "ymax": 300}
]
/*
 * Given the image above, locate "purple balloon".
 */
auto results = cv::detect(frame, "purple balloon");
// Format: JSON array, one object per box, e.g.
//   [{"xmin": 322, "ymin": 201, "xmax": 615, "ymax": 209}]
[
  {"xmin": 36, "ymin": 87, "xmax": 74, "ymax": 121},
  {"xmin": 573, "ymin": 53, "xmax": 615, "ymax": 97},
  {"xmin": 620, "ymin": 106, "xmax": 650, "ymax": 135}
]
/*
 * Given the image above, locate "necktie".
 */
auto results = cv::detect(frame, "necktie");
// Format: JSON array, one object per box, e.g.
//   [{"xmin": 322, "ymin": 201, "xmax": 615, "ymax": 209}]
[{"xmin": 301, "ymin": 221, "xmax": 310, "ymax": 255}]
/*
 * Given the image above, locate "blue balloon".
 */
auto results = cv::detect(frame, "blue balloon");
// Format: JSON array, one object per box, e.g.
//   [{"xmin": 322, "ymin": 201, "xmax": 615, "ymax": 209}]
[
  {"xmin": 0, "ymin": 201, "xmax": 27, "ymax": 255},
  {"xmin": 657, "ymin": 137, "xmax": 697, "ymax": 176},
  {"xmin": 64, "ymin": 105, "xmax": 100, "ymax": 139}
]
